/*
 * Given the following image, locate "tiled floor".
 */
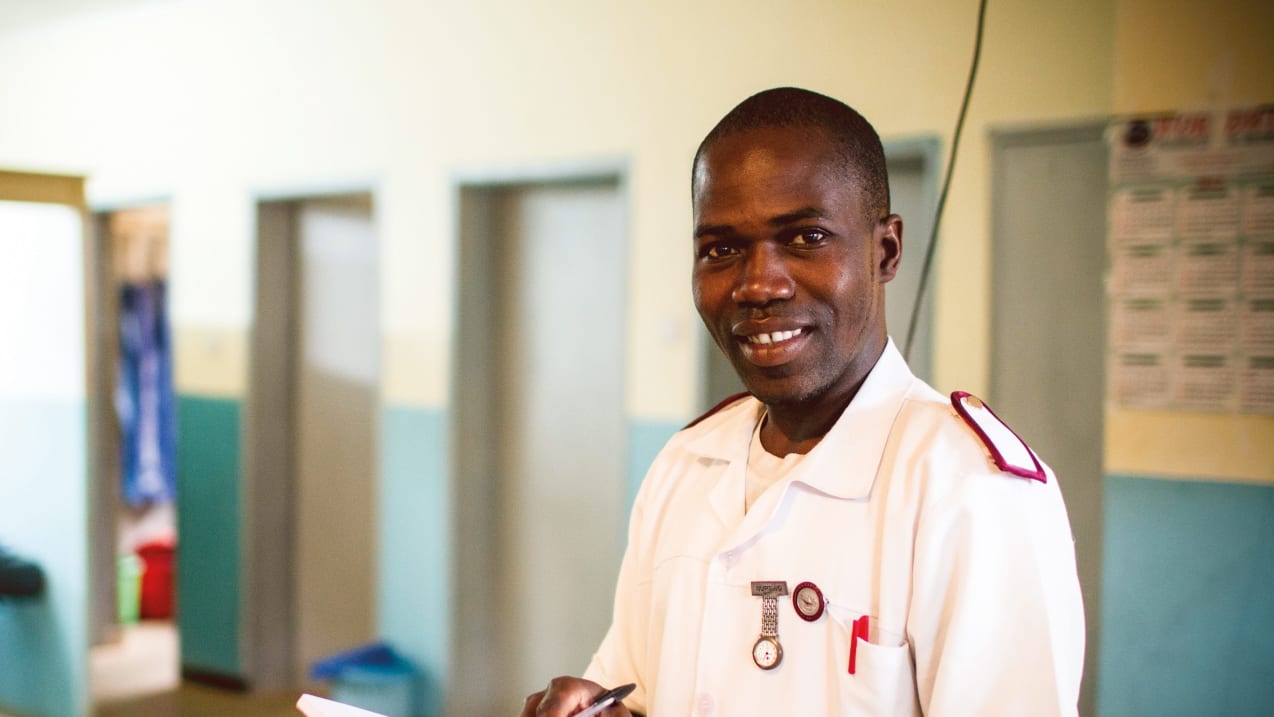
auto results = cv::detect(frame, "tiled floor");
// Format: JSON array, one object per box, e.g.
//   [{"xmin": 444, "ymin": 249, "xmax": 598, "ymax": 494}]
[
  {"xmin": 91, "ymin": 621, "xmax": 180, "ymax": 703},
  {"xmin": 89, "ymin": 621, "xmax": 303, "ymax": 717},
  {"xmin": 95, "ymin": 682, "xmax": 302, "ymax": 717}
]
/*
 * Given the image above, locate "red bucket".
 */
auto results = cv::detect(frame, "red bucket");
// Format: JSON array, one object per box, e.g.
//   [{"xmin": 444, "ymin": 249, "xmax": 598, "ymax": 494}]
[{"xmin": 136, "ymin": 539, "xmax": 175, "ymax": 620}]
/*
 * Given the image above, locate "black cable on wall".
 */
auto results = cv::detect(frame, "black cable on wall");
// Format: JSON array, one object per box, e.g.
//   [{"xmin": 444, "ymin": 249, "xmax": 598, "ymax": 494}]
[{"xmin": 903, "ymin": 0, "xmax": 990, "ymax": 361}]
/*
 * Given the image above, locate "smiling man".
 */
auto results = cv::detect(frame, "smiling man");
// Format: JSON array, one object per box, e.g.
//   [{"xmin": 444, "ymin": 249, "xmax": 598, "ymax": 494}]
[{"xmin": 521, "ymin": 87, "xmax": 1084, "ymax": 717}]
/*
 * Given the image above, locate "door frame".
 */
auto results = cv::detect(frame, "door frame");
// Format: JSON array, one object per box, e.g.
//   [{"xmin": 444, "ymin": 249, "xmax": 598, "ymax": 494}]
[
  {"xmin": 243, "ymin": 183, "xmax": 380, "ymax": 690},
  {"xmin": 447, "ymin": 157, "xmax": 630, "ymax": 715},
  {"xmin": 85, "ymin": 196, "xmax": 172, "ymax": 650},
  {"xmin": 989, "ymin": 120, "xmax": 1107, "ymax": 717},
  {"xmin": 85, "ymin": 197, "xmax": 166, "ymax": 652}
]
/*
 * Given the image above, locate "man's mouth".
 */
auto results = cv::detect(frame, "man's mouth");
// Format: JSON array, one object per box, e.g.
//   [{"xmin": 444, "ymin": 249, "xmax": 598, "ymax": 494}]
[
  {"xmin": 743, "ymin": 328, "xmax": 803, "ymax": 345},
  {"xmin": 736, "ymin": 326, "xmax": 808, "ymax": 367}
]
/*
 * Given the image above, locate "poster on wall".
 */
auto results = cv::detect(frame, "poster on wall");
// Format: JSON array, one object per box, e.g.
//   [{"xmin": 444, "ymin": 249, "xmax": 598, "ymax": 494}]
[{"xmin": 1107, "ymin": 107, "xmax": 1274, "ymax": 414}]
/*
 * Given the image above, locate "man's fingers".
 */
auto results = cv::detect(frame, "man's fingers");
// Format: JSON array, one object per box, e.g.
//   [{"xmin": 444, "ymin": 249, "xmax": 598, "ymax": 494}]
[
  {"xmin": 519, "ymin": 690, "xmax": 545, "ymax": 717},
  {"xmin": 521, "ymin": 676, "xmax": 605, "ymax": 717}
]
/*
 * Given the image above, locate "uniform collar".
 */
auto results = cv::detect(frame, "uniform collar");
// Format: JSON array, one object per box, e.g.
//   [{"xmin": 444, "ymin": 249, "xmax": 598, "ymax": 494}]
[{"xmin": 685, "ymin": 339, "xmax": 915, "ymax": 502}]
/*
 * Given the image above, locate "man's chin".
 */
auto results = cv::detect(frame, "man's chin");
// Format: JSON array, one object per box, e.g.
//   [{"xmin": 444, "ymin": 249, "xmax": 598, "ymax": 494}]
[{"xmin": 740, "ymin": 376, "xmax": 820, "ymax": 408}]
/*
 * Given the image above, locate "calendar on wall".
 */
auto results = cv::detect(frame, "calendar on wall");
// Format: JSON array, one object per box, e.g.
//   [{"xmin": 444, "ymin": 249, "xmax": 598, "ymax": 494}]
[{"xmin": 1107, "ymin": 106, "xmax": 1274, "ymax": 414}]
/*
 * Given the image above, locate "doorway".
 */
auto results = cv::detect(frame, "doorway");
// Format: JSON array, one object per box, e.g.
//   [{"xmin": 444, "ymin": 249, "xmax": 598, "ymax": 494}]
[
  {"xmin": 451, "ymin": 174, "xmax": 628, "ymax": 715},
  {"xmin": 88, "ymin": 203, "xmax": 182, "ymax": 705},
  {"xmin": 990, "ymin": 124, "xmax": 1106, "ymax": 716},
  {"xmin": 247, "ymin": 192, "xmax": 380, "ymax": 690},
  {"xmin": 700, "ymin": 139, "xmax": 940, "ymax": 408}
]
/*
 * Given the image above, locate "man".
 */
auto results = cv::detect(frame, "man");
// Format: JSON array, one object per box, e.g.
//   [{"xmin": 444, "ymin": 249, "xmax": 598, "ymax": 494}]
[{"xmin": 522, "ymin": 87, "xmax": 1084, "ymax": 716}]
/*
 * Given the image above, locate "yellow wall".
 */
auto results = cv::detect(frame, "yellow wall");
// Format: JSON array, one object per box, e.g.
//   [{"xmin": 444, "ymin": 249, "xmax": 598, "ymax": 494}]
[
  {"xmin": 1115, "ymin": 0, "xmax": 1274, "ymax": 114},
  {"xmin": 1108, "ymin": 0, "xmax": 1274, "ymax": 483},
  {"xmin": 5, "ymin": 0, "xmax": 1264, "ymax": 466},
  {"xmin": 0, "ymin": 0, "xmax": 1115, "ymax": 419}
]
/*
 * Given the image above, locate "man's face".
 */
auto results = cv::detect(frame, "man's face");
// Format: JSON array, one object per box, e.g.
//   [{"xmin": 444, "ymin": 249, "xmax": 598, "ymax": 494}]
[{"xmin": 692, "ymin": 126, "xmax": 901, "ymax": 408}]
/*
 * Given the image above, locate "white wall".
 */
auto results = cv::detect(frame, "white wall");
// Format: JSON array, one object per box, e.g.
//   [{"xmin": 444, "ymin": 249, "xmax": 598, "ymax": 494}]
[
  {"xmin": 0, "ymin": 199, "xmax": 90, "ymax": 717},
  {"xmin": 0, "ymin": 0, "xmax": 1116, "ymax": 413}
]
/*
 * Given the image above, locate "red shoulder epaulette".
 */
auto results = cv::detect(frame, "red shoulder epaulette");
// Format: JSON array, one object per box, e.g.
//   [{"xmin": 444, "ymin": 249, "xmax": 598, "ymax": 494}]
[
  {"xmin": 683, "ymin": 391, "xmax": 752, "ymax": 430},
  {"xmin": 950, "ymin": 391, "xmax": 1046, "ymax": 482}
]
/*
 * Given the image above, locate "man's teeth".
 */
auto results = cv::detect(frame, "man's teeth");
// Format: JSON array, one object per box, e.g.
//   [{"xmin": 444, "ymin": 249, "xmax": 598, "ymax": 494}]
[{"xmin": 747, "ymin": 328, "xmax": 802, "ymax": 345}]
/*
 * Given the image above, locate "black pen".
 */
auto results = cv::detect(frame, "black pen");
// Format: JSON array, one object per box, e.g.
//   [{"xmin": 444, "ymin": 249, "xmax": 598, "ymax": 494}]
[{"xmin": 574, "ymin": 683, "xmax": 636, "ymax": 717}]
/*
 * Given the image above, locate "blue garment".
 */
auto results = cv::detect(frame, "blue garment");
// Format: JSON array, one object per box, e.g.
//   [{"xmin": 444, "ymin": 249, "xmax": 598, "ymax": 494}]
[{"xmin": 115, "ymin": 280, "xmax": 176, "ymax": 506}]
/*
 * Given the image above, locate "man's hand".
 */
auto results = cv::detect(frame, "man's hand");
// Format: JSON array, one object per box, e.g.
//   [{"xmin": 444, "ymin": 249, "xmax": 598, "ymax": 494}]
[{"xmin": 520, "ymin": 676, "xmax": 633, "ymax": 717}]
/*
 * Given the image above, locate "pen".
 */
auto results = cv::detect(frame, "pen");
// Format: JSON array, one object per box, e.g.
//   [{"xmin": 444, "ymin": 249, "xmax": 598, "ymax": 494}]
[
  {"xmin": 574, "ymin": 683, "xmax": 636, "ymax": 717},
  {"xmin": 848, "ymin": 614, "xmax": 869, "ymax": 675}
]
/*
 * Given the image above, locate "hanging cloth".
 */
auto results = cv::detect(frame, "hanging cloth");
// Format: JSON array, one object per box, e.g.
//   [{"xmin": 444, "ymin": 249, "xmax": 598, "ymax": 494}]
[{"xmin": 115, "ymin": 279, "xmax": 177, "ymax": 506}]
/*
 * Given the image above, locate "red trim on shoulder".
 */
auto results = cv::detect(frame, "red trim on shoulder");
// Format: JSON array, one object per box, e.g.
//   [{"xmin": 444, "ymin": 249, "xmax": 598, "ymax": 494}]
[
  {"xmin": 683, "ymin": 391, "xmax": 752, "ymax": 430},
  {"xmin": 950, "ymin": 391, "xmax": 1046, "ymax": 483}
]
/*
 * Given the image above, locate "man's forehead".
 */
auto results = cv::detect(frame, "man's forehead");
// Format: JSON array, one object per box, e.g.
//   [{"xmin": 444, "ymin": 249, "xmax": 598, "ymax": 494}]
[
  {"xmin": 696, "ymin": 127, "xmax": 844, "ymax": 185},
  {"xmin": 693, "ymin": 129, "xmax": 856, "ymax": 213}
]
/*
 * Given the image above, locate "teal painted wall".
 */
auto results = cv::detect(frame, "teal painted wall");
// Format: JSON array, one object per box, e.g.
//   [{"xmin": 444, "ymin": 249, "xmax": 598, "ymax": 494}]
[
  {"xmin": 626, "ymin": 419, "xmax": 681, "ymax": 510},
  {"xmin": 374, "ymin": 409, "xmax": 683, "ymax": 716},
  {"xmin": 1099, "ymin": 475, "xmax": 1274, "ymax": 716},
  {"xmin": 378, "ymin": 405, "xmax": 450, "ymax": 717},
  {"xmin": 176, "ymin": 394, "xmax": 243, "ymax": 678},
  {"xmin": 0, "ymin": 398, "xmax": 88, "ymax": 717}
]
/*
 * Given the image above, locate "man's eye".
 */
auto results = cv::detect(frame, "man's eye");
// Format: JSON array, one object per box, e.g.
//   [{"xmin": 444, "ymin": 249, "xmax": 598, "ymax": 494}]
[
  {"xmin": 789, "ymin": 230, "xmax": 826, "ymax": 246},
  {"xmin": 701, "ymin": 243, "xmax": 739, "ymax": 260}
]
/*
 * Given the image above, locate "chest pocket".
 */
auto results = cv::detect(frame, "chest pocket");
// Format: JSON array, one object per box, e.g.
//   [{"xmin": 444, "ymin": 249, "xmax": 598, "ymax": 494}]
[{"xmin": 825, "ymin": 602, "xmax": 921, "ymax": 717}]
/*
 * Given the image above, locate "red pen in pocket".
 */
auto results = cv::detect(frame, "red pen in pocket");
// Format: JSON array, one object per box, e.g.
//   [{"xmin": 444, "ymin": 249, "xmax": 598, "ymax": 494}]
[{"xmin": 848, "ymin": 615, "xmax": 869, "ymax": 675}]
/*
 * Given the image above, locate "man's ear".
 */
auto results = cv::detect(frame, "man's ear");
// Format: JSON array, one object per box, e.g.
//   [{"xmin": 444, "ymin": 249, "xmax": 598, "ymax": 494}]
[{"xmin": 877, "ymin": 214, "xmax": 903, "ymax": 282}]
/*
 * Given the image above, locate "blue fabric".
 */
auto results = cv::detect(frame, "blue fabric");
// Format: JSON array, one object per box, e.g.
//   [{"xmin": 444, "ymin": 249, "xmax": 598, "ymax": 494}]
[{"xmin": 115, "ymin": 280, "xmax": 176, "ymax": 506}]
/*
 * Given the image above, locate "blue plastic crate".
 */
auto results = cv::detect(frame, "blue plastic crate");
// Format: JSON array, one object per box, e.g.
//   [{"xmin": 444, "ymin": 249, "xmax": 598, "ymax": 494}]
[{"xmin": 311, "ymin": 642, "xmax": 418, "ymax": 717}]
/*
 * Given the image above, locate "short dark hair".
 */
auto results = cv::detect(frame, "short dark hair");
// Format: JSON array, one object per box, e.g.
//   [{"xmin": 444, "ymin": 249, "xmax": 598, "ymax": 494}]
[{"xmin": 693, "ymin": 87, "xmax": 890, "ymax": 218}]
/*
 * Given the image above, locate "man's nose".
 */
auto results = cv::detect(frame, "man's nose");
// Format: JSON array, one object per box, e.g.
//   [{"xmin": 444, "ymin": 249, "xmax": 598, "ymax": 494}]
[{"xmin": 731, "ymin": 244, "xmax": 795, "ymax": 305}]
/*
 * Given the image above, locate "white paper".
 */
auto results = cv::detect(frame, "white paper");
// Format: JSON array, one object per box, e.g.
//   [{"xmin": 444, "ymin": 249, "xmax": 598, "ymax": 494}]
[
  {"xmin": 1175, "ymin": 240, "xmax": 1239, "ymax": 293},
  {"xmin": 1240, "ymin": 355, "xmax": 1274, "ymax": 413},
  {"xmin": 1177, "ymin": 184, "xmax": 1240, "ymax": 238},
  {"xmin": 1109, "ymin": 352, "xmax": 1172, "ymax": 409},
  {"xmin": 1241, "ymin": 240, "xmax": 1274, "ymax": 295},
  {"xmin": 1111, "ymin": 296, "xmax": 1173, "ymax": 347},
  {"xmin": 1106, "ymin": 107, "xmax": 1274, "ymax": 413},
  {"xmin": 1175, "ymin": 296, "xmax": 1239, "ymax": 351},
  {"xmin": 296, "ymin": 694, "xmax": 388, "ymax": 717},
  {"xmin": 1172, "ymin": 353, "xmax": 1237, "ymax": 411},
  {"xmin": 1110, "ymin": 187, "xmax": 1176, "ymax": 242},
  {"xmin": 1110, "ymin": 242, "xmax": 1174, "ymax": 293}
]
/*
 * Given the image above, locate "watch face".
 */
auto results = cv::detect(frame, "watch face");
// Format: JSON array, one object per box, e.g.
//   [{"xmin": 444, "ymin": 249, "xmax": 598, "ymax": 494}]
[
  {"xmin": 792, "ymin": 581, "xmax": 825, "ymax": 622},
  {"xmin": 752, "ymin": 636, "xmax": 782, "ymax": 670}
]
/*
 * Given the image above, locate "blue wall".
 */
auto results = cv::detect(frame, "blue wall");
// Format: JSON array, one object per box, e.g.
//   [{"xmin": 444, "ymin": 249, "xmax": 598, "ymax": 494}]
[
  {"xmin": 1099, "ymin": 475, "xmax": 1274, "ymax": 716},
  {"xmin": 0, "ymin": 398, "xmax": 89, "ymax": 717},
  {"xmin": 176, "ymin": 394, "xmax": 243, "ymax": 678},
  {"xmin": 378, "ymin": 405, "xmax": 451, "ymax": 717},
  {"xmin": 374, "ymin": 408, "xmax": 682, "ymax": 716},
  {"xmin": 626, "ymin": 419, "xmax": 680, "ymax": 509}
]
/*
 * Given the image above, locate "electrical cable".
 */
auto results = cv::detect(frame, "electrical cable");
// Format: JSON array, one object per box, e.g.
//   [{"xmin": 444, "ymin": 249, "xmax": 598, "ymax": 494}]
[{"xmin": 903, "ymin": 0, "xmax": 989, "ymax": 361}]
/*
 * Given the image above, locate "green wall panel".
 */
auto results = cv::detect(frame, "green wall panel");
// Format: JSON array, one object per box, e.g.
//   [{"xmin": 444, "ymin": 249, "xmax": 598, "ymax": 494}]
[{"xmin": 176, "ymin": 394, "xmax": 242, "ymax": 678}]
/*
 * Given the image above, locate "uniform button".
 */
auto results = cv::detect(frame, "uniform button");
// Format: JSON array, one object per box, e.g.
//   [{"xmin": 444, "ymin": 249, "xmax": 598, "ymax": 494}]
[
  {"xmin": 720, "ymin": 551, "xmax": 736, "ymax": 567},
  {"xmin": 696, "ymin": 693, "xmax": 715, "ymax": 716}
]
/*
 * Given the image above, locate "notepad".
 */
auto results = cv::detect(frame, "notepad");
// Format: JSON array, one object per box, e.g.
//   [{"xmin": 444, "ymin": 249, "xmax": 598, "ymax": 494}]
[{"xmin": 296, "ymin": 693, "xmax": 388, "ymax": 717}]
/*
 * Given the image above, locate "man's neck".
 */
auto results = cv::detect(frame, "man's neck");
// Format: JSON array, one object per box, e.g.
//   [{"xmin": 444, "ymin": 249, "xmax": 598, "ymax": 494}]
[
  {"xmin": 757, "ymin": 340, "xmax": 887, "ymax": 457},
  {"xmin": 759, "ymin": 385, "xmax": 858, "ymax": 457}
]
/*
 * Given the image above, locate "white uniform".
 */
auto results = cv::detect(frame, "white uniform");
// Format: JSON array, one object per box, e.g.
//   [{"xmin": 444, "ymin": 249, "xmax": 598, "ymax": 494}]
[{"xmin": 584, "ymin": 342, "xmax": 1084, "ymax": 716}]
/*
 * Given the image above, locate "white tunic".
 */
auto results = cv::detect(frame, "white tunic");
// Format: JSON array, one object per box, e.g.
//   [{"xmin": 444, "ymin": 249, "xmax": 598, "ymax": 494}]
[{"xmin": 584, "ymin": 342, "xmax": 1084, "ymax": 715}]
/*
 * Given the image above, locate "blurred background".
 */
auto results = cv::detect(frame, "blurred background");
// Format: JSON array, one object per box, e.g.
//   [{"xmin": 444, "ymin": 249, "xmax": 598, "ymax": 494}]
[{"xmin": 0, "ymin": 1, "xmax": 1270, "ymax": 716}]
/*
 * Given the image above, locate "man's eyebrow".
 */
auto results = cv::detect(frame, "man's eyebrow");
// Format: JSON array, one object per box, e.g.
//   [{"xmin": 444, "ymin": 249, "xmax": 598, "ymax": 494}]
[
  {"xmin": 769, "ymin": 207, "xmax": 825, "ymax": 226},
  {"xmin": 695, "ymin": 207, "xmax": 827, "ymax": 239},
  {"xmin": 694, "ymin": 222, "xmax": 734, "ymax": 239}
]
